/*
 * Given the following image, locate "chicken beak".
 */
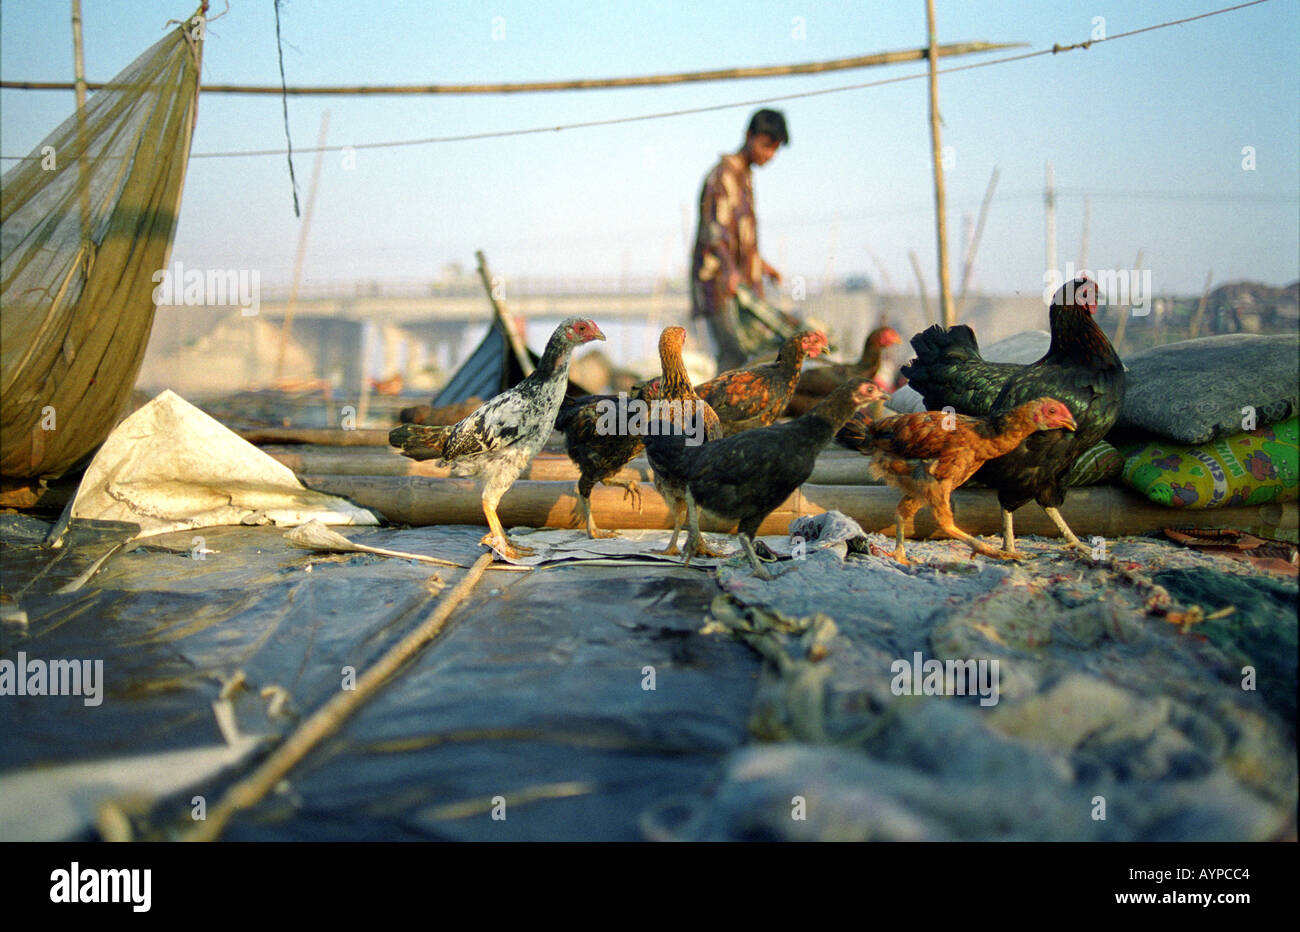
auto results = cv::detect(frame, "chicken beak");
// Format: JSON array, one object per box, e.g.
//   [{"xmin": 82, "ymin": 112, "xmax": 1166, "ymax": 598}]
[
  {"xmin": 590, "ymin": 323, "xmax": 607, "ymax": 343},
  {"xmin": 1063, "ymin": 416, "xmax": 1077, "ymax": 431}
]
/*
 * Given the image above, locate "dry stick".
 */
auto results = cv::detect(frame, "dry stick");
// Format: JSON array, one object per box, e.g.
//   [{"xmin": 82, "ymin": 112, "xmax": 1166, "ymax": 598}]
[
  {"xmin": 955, "ymin": 166, "xmax": 1001, "ymax": 317},
  {"xmin": 925, "ymin": 0, "xmax": 956, "ymax": 328},
  {"xmin": 1190, "ymin": 268, "xmax": 1215, "ymax": 338},
  {"xmin": 864, "ymin": 242, "xmax": 895, "ymax": 293},
  {"xmin": 10, "ymin": 42, "xmax": 1018, "ymax": 96},
  {"xmin": 183, "ymin": 551, "xmax": 497, "ymax": 842},
  {"xmin": 476, "ymin": 250, "xmax": 533, "ymax": 380},
  {"xmin": 1110, "ymin": 249, "xmax": 1143, "ymax": 354},
  {"xmin": 273, "ymin": 111, "xmax": 330, "ymax": 383},
  {"xmin": 908, "ymin": 250, "xmax": 934, "ymax": 327}
]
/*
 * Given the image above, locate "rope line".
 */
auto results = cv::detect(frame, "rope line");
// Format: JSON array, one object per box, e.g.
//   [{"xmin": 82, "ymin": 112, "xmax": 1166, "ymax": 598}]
[
  {"xmin": 272, "ymin": 0, "xmax": 300, "ymax": 216},
  {"xmin": 0, "ymin": 0, "xmax": 1275, "ymax": 162},
  {"xmin": 188, "ymin": 0, "xmax": 1276, "ymax": 160}
]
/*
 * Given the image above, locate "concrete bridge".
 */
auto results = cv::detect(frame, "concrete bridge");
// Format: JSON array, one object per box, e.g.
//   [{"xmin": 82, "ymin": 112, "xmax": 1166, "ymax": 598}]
[{"xmin": 138, "ymin": 282, "xmax": 1050, "ymax": 401}]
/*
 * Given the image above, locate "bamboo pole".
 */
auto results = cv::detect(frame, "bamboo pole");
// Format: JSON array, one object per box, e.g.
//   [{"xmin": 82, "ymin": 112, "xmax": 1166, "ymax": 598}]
[
  {"xmin": 70, "ymin": 0, "xmax": 92, "ymax": 250},
  {"xmin": 273, "ymin": 110, "xmax": 330, "ymax": 382},
  {"xmin": 183, "ymin": 551, "xmax": 497, "ymax": 842},
  {"xmin": 264, "ymin": 446, "xmax": 877, "ymax": 485},
  {"xmin": 1190, "ymin": 269, "xmax": 1215, "ymax": 338},
  {"xmin": 925, "ymin": 0, "xmax": 956, "ymax": 328},
  {"xmin": 955, "ymin": 166, "xmax": 1000, "ymax": 316},
  {"xmin": 476, "ymin": 250, "xmax": 533, "ymax": 380},
  {"xmin": 297, "ymin": 475, "xmax": 1294, "ymax": 539},
  {"xmin": 8, "ymin": 42, "xmax": 1021, "ymax": 96},
  {"xmin": 236, "ymin": 427, "xmax": 392, "ymax": 446}
]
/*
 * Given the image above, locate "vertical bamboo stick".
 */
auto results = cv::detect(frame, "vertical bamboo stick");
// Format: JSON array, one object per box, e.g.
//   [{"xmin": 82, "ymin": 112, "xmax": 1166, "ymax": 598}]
[
  {"xmin": 476, "ymin": 250, "xmax": 534, "ymax": 379},
  {"xmin": 1190, "ymin": 269, "xmax": 1215, "ymax": 338},
  {"xmin": 909, "ymin": 249, "xmax": 933, "ymax": 327},
  {"xmin": 274, "ymin": 110, "xmax": 331, "ymax": 382},
  {"xmin": 956, "ymin": 166, "xmax": 1000, "ymax": 317},
  {"xmin": 925, "ymin": 0, "xmax": 955, "ymax": 327},
  {"xmin": 70, "ymin": 0, "xmax": 91, "ymax": 245}
]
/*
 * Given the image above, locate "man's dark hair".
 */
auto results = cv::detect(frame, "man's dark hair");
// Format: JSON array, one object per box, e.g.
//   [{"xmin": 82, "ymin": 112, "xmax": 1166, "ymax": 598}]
[{"xmin": 746, "ymin": 108, "xmax": 789, "ymax": 146}]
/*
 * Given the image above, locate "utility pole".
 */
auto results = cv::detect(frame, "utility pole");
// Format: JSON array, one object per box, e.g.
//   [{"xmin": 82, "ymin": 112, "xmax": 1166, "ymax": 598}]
[{"xmin": 925, "ymin": 0, "xmax": 956, "ymax": 327}]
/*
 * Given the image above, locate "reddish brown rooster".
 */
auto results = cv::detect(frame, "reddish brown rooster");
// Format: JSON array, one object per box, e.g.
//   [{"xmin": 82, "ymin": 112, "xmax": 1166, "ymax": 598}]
[
  {"xmin": 784, "ymin": 325, "xmax": 901, "ymax": 416},
  {"xmin": 693, "ymin": 329, "xmax": 827, "ymax": 435},
  {"xmin": 641, "ymin": 327, "xmax": 723, "ymax": 556},
  {"xmin": 837, "ymin": 398, "xmax": 1077, "ymax": 564}
]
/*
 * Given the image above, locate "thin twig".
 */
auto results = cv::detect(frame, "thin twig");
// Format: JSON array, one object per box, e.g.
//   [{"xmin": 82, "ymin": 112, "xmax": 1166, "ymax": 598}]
[{"xmin": 182, "ymin": 551, "xmax": 496, "ymax": 841}]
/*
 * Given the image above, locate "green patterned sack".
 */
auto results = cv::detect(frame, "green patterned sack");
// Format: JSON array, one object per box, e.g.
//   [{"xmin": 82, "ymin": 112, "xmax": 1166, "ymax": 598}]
[
  {"xmin": 1064, "ymin": 440, "xmax": 1124, "ymax": 486},
  {"xmin": 1120, "ymin": 417, "xmax": 1299, "ymax": 508}
]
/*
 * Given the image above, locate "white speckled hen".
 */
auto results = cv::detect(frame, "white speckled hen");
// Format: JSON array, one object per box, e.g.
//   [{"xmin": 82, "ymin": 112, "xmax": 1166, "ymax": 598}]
[{"xmin": 389, "ymin": 317, "xmax": 605, "ymax": 559}]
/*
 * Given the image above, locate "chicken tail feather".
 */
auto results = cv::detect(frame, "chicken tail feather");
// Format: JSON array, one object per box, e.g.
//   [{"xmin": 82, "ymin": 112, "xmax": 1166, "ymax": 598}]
[{"xmin": 389, "ymin": 423, "xmax": 451, "ymax": 461}]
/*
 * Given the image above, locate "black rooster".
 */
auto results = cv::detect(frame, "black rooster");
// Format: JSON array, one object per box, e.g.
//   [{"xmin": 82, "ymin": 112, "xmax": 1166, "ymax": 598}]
[{"xmin": 898, "ymin": 276, "xmax": 1125, "ymax": 554}]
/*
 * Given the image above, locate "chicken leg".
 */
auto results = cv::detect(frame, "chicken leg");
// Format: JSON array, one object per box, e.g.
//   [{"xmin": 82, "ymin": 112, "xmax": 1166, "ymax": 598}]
[
  {"xmin": 577, "ymin": 491, "xmax": 617, "ymax": 540},
  {"xmin": 480, "ymin": 495, "xmax": 534, "ymax": 560},
  {"xmin": 681, "ymin": 490, "xmax": 744, "ymax": 571},
  {"xmin": 933, "ymin": 496, "xmax": 1017, "ymax": 561},
  {"xmin": 1001, "ymin": 509, "xmax": 1017, "ymax": 555},
  {"xmin": 890, "ymin": 495, "xmax": 925, "ymax": 564},
  {"xmin": 737, "ymin": 533, "xmax": 777, "ymax": 580},
  {"xmin": 604, "ymin": 477, "xmax": 642, "ymax": 513},
  {"xmin": 1044, "ymin": 506, "xmax": 1089, "ymax": 553},
  {"xmin": 656, "ymin": 497, "xmax": 725, "ymax": 558},
  {"xmin": 652, "ymin": 500, "xmax": 689, "ymax": 556}
]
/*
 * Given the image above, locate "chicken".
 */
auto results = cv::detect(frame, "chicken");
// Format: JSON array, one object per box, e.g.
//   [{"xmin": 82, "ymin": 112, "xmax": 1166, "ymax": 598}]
[
  {"xmin": 641, "ymin": 326, "xmax": 723, "ymax": 557},
  {"xmin": 389, "ymin": 317, "xmax": 605, "ymax": 559},
  {"xmin": 398, "ymin": 397, "xmax": 485, "ymax": 426},
  {"xmin": 369, "ymin": 373, "xmax": 404, "ymax": 396},
  {"xmin": 681, "ymin": 378, "xmax": 888, "ymax": 579},
  {"xmin": 693, "ymin": 329, "xmax": 828, "ymax": 435},
  {"xmin": 837, "ymin": 398, "xmax": 1077, "ymax": 564},
  {"xmin": 899, "ymin": 276, "xmax": 1125, "ymax": 554},
  {"xmin": 553, "ymin": 384, "xmax": 648, "ymax": 539},
  {"xmin": 784, "ymin": 325, "xmax": 902, "ymax": 416}
]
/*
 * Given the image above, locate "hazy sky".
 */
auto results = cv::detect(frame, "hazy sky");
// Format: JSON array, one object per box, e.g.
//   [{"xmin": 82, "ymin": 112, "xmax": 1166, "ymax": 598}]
[{"xmin": 2, "ymin": 0, "xmax": 1298, "ymax": 296}]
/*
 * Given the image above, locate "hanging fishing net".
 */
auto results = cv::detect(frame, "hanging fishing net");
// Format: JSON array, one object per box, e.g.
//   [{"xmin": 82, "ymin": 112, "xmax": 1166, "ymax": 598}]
[{"xmin": 1, "ymin": 8, "xmax": 205, "ymax": 478}]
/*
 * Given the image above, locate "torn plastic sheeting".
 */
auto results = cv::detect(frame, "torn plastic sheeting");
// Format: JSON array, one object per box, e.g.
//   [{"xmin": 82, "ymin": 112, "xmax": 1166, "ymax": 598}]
[
  {"xmin": 70, "ymin": 390, "xmax": 378, "ymax": 539},
  {"xmin": 0, "ymin": 738, "xmax": 261, "ymax": 842}
]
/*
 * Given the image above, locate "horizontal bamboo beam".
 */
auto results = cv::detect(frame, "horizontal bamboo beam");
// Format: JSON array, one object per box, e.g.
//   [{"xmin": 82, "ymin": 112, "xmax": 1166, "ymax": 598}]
[
  {"xmin": 1, "ymin": 42, "xmax": 1022, "ymax": 96},
  {"xmin": 263, "ymin": 446, "xmax": 875, "ymax": 485},
  {"xmin": 237, "ymin": 428, "xmax": 392, "ymax": 446},
  {"xmin": 298, "ymin": 475, "xmax": 1294, "ymax": 540}
]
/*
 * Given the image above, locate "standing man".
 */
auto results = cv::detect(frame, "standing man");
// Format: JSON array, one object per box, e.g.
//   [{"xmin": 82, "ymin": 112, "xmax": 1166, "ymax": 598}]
[{"xmin": 690, "ymin": 108, "xmax": 789, "ymax": 371}]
